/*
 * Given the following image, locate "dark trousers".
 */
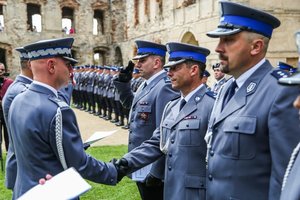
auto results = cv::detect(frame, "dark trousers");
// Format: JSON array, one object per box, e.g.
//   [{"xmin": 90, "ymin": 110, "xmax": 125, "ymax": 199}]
[
  {"xmin": 0, "ymin": 115, "xmax": 8, "ymax": 151},
  {"xmin": 136, "ymin": 181, "xmax": 164, "ymax": 200}
]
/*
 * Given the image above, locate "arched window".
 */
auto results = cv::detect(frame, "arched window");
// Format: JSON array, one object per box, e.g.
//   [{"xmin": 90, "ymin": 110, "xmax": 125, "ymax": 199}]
[
  {"xmin": 181, "ymin": 31, "xmax": 199, "ymax": 45},
  {"xmin": 115, "ymin": 47, "xmax": 123, "ymax": 66}
]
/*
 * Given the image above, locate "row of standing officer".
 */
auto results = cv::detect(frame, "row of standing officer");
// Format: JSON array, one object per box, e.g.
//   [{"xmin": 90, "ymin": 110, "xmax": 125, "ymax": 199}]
[{"xmin": 72, "ymin": 64, "xmax": 143, "ymax": 127}]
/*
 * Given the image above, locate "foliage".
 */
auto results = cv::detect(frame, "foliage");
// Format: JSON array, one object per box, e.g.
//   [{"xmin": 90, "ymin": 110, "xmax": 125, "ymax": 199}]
[{"xmin": 0, "ymin": 145, "xmax": 140, "ymax": 200}]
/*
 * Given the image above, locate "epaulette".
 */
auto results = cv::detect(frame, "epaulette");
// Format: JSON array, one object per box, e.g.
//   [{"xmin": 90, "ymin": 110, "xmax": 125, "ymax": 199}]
[
  {"xmin": 271, "ymin": 69, "xmax": 290, "ymax": 80},
  {"xmin": 205, "ymin": 90, "xmax": 217, "ymax": 99},
  {"xmin": 164, "ymin": 76, "xmax": 171, "ymax": 83},
  {"xmin": 49, "ymin": 96, "xmax": 69, "ymax": 108}
]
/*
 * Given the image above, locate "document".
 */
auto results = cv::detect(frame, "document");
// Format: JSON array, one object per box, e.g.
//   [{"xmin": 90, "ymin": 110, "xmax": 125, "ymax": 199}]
[
  {"xmin": 18, "ymin": 167, "xmax": 91, "ymax": 200},
  {"xmin": 84, "ymin": 130, "xmax": 117, "ymax": 145},
  {"xmin": 132, "ymin": 164, "xmax": 152, "ymax": 182}
]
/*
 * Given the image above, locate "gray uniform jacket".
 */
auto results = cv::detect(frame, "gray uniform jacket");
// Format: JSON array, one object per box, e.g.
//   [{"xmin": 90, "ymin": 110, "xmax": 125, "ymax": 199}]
[
  {"xmin": 114, "ymin": 71, "xmax": 179, "ymax": 179},
  {"xmin": 124, "ymin": 85, "xmax": 214, "ymax": 200},
  {"xmin": 212, "ymin": 77, "xmax": 226, "ymax": 93},
  {"xmin": 3, "ymin": 75, "xmax": 32, "ymax": 190},
  {"xmin": 206, "ymin": 60, "xmax": 300, "ymax": 200},
  {"xmin": 8, "ymin": 83, "xmax": 117, "ymax": 199},
  {"xmin": 280, "ymin": 142, "xmax": 300, "ymax": 200}
]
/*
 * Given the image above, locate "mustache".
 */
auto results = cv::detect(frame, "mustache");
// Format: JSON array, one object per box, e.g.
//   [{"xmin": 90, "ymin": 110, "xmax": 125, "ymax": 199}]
[{"xmin": 219, "ymin": 54, "xmax": 228, "ymax": 60}]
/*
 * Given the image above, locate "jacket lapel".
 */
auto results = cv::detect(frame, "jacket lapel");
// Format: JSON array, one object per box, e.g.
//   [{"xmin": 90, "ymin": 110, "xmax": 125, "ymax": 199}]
[
  {"xmin": 214, "ymin": 61, "xmax": 273, "ymax": 125},
  {"xmin": 132, "ymin": 72, "xmax": 166, "ymax": 107},
  {"xmin": 172, "ymin": 86, "xmax": 206, "ymax": 127}
]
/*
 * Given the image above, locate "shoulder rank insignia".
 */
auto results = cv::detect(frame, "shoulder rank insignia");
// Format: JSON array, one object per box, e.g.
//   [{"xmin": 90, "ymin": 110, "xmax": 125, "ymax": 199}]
[
  {"xmin": 184, "ymin": 115, "xmax": 197, "ymax": 120},
  {"xmin": 271, "ymin": 69, "xmax": 290, "ymax": 80},
  {"xmin": 205, "ymin": 91, "xmax": 217, "ymax": 99}
]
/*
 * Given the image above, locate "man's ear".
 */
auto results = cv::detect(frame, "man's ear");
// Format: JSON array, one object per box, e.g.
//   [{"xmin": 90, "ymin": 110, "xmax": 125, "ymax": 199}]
[
  {"xmin": 190, "ymin": 64, "xmax": 199, "ymax": 77},
  {"xmin": 47, "ymin": 59, "xmax": 56, "ymax": 74},
  {"xmin": 250, "ymin": 39, "xmax": 264, "ymax": 56}
]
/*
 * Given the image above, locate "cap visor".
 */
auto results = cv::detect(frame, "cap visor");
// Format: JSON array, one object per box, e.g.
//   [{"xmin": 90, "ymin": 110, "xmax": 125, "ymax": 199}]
[
  {"xmin": 63, "ymin": 56, "xmax": 78, "ymax": 64},
  {"xmin": 132, "ymin": 54, "xmax": 149, "ymax": 60},
  {"xmin": 206, "ymin": 28, "xmax": 242, "ymax": 38},
  {"xmin": 279, "ymin": 72, "xmax": 300, "ymax": 85},
  {"xmin": 164, "ymin": 59, "xmax": 186, "ymax": 68}
]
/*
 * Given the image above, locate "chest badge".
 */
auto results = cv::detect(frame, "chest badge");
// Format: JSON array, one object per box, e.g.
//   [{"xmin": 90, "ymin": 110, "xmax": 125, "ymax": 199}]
[{"xmin": 247, "ymin": 82, "xmax": 256, "ymax": 93}]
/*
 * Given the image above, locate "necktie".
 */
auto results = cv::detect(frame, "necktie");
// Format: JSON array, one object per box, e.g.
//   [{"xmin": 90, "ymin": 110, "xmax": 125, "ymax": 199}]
[
  {"xmin": 222, "ymin": 81, "xmax": 237, "ymax": 110},
  {"xmin": 179, "ymin": 99, "xmax": 186, "ymax": 111},
  {"xmin": 142, "ymin": 82, "xmax": 147, "ymax": 90}
]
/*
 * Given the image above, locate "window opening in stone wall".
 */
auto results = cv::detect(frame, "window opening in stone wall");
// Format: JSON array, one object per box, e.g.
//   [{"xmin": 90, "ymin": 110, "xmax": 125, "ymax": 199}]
[
  {"xmin": 27, "ymin": 3, "xmax": 41, "ymax": 32},
  {"xmin": 0, "ymin": 5, "xmax": 4, "ymax": 32},
  {"xmin": 93, "ymin": 9, "xmax": 104, "ymax": 35},
  {"xmin": 94, "ymin": 51, "xmax": 106, "ymax": 65},
  {"xmin": 62, "ymin": 7, "xmax": 75, "ymax": 34},
  {"xmin": 32, "ymin": 14, "xmax": 42, "ymax": 32},
  {"xmin": 115, "ymin": 47, "xmax": 123, "ymax": 66}
]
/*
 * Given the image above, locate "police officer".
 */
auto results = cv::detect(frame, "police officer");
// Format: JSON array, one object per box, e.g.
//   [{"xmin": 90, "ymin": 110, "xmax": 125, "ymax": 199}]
[
  {"xmin": 131, "ymin": 68, "xmax": 144, "ymax": 93},
  {"xmin": 279, "ymin": 30, "xmax": 300, "ymax": 200},
  {"xmin": 7, "ymin": 38, "xmax": 117, "ymax": 199},
  {"xmin": 3, "ymin": 47, "xmax": 33, "ymax": 190},
  {"xmin": 113, "ymin": 42, "xmax": 214, "ymax": 200},
  {"xmin": 211, "ymin": 63, "xmax": 226, "ymax": 93},
  {"xmin": 202, "ymin": 70, "xmax": 211, "ymax": 90},
  {"xmin": 103, "ymin": 66, "xmax": 113, "ymax": 120},
  {"xmin": 204, "ymin": 1, "xmax": 300, "ymax": 199},
  {"xmin": 113, "ymin": 40, "xmax": 179, "ymax": 200},
  {"xmin": 279, "ymin": 69, "xmax": 300, "ymax": 200}
]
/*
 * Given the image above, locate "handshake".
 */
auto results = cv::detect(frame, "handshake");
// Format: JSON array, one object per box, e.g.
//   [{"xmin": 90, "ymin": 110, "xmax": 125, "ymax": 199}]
[
  {"xmin": 110, "ymin": 158, "xmax": 130, "ymax": 182},
  {"xmin": 110, "ymin": 158, "xmax": 163, "ymax": 186}
]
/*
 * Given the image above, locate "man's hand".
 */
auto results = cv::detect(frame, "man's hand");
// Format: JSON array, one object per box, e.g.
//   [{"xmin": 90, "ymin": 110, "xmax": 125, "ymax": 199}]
[
  {"xmin": 39, "ymin": 174, "xmax": 53, "ymax": 185},
  {"xmin": 118, "ymin": 61, "xmax": 135, "ymax": 82},
  {"xmin": 110, "ymin": 158, "xmax": 129, "ymax": 182},
  {"xmin": 145, "ymin": 173, "xmax": 163, "ymax": 187}
]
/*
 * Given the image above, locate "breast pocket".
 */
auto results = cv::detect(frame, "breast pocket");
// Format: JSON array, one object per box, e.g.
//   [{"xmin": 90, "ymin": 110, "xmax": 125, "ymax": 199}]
[
  {"xmin": 221, "ymin": 116, "xmax": 257, "ymax": 160},
  {"xmin": 136, "ymin": 105, "xmax": 152, "ymax": 126},
  {"xmin": 178, "ymin": 119, "xmax": 201, "ymax": 146}
]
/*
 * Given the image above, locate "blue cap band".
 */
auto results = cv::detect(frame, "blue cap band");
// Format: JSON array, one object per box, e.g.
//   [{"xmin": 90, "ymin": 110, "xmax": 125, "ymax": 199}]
[
  {"xmin": 221, "ymin": 15, "xmax": 273, "ymax": 37},
  {"xmin": 169, "ymin": 51, "xmax": 206, "ymax": 63},
  {"xmin": 138, "ymin": 47, "xmax": 166, "ymax": 57}
]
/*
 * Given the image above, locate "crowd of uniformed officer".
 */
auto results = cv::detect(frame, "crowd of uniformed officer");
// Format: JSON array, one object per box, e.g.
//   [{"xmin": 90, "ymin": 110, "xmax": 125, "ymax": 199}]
[{"xmin": 72, "ymin": 64, "xmax": 144, "ymax": 128}]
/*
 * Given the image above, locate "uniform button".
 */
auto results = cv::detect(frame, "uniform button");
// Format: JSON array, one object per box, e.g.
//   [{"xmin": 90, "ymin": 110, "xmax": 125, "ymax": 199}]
[
  {"xmin": 234, "ymin": 125, "xmax": 239, "ymax": 130},
  {"xmin": 129, "ymin": 142, "xmax": 132, "ymax": 144},
  {"xmin": 208, "ymin": 174, "xmax": 213, "ymax": 181},
  {"xmin": 131, "ymin": 119, "xmax": 134, "ymax": 122},
  {"xmin": 186, "ymin": 124, "xmax": 189, "ymax": 127},
  {"xmin": 171, "ymin": 139, "xmax": 174, "ymax": 144},
  {"xmin": 168, "ymin": 153, "xmax": 172, "ymax": 157},
  {"xmin": 210, "ymin": 150, "xmax": 214, "ymax": 156},
  {"xmin": 214, "ymin": 127, "xmax": 218, "ymax": 132},
  {"xmin": 168, "ymin": 166, "xmax": 172, "ymax": 171},
  {"xmin": 111, "ymin": 178, "xmax": 114, "ymax": 182}
]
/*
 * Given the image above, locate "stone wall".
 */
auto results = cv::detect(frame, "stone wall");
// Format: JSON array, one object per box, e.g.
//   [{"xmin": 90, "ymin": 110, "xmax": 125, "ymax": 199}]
[{"xmin": 0, "ymin": 0, "xmax": 299, "ymax": 85}]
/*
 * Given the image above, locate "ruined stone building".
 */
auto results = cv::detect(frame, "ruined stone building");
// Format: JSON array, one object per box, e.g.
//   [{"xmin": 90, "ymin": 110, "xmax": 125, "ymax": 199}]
[{"xmin": 0, "ymin": 0, "xmax": 299, "ymax": 83}]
